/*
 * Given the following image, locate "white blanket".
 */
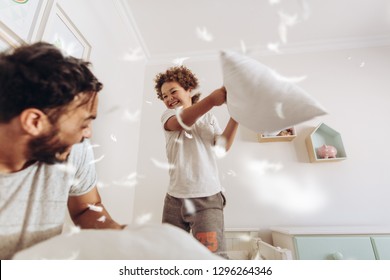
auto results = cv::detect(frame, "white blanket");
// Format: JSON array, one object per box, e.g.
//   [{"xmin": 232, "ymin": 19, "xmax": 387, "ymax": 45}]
[{"xmin": 13, "ymin": 224, "xmax": 222, "ymax": 260}]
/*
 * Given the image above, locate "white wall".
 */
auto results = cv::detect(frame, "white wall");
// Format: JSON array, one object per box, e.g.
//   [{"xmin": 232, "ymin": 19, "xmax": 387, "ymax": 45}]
[
  {"xmin": 134, "ymin": 46, "xmax": 390, "ymax": 241},
  {"xmin": 35, "ymin": 1, "xmax": 390, "ymax": 241},
  {"xmin": 52, "ymin": 0, "xmax": 147, "ymax": 224}
]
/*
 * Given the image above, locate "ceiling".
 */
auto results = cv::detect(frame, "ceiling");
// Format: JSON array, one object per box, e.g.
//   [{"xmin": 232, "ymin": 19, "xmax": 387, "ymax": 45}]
[{"xmin": 120, "ymin": 0, "xmax": 390, "ymax": 61}]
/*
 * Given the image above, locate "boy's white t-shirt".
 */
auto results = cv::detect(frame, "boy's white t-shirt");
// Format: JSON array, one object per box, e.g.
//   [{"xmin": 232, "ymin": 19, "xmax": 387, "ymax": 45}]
[{"xmin": 161, "ymin": 109, "xmax": 223, "ymax": 198}]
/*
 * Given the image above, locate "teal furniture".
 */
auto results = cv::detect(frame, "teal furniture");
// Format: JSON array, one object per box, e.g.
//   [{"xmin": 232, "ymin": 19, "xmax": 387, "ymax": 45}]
[{"xmin": 271, "ymin": 226, "xmax": 390, "ymax": 260}]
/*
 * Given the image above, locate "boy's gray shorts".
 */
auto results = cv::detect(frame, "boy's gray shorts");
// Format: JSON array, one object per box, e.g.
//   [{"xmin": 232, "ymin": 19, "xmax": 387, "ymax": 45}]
[{"xmin": 162, "ymin": 192, "xmax": 227, "ymax": 256}]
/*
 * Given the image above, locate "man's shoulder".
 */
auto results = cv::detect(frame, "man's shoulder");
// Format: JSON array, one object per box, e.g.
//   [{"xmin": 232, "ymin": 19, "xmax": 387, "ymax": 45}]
[{"xmin": 69, "ymin": 140, "xmax": 91, "ymax": 156}]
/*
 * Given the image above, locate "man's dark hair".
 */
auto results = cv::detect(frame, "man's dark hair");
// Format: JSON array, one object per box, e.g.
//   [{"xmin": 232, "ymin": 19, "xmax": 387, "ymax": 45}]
[{"xmin": 0, "ymin": 42, "xmax": 103, "ymax": 123}]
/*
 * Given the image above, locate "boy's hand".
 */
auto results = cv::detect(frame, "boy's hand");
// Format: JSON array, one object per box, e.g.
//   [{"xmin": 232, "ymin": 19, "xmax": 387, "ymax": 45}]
[{"xmin": 209, "ymin": 86, "xmax": 227, "ymax": 106}]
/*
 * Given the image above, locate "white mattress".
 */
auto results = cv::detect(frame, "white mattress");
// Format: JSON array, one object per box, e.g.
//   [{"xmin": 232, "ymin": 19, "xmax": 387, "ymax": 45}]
[{"xmin": 13, "ymin": 223, "xmax": 222, "ymax": 260}]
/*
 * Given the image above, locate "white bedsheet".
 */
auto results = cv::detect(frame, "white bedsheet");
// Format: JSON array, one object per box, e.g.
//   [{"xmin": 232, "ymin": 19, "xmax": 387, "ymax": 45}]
[{"xmin": 13, "ymin": 224, "xmax": 222, "ymax": 260}]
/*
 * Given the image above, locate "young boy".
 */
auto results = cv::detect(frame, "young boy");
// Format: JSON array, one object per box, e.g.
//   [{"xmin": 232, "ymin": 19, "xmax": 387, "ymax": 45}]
[{"xmin": 154, "ymin": 66, "xmax": 238, "ymax": 257}]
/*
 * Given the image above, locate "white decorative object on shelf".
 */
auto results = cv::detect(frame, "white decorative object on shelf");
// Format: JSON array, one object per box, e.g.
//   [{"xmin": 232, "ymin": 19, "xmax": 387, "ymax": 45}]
[{"xmin": 258, "ymin": 127, "xmax": 296, "ymax": 143}]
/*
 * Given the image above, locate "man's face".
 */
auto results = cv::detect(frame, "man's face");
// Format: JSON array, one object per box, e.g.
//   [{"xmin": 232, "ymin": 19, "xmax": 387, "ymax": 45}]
[{"xmin": 27, "ymin": 94, "xmax": 98, "ymax": 164}]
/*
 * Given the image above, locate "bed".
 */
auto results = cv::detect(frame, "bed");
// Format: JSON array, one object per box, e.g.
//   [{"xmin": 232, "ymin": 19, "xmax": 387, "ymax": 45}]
[
  {"xmin": 13, "ymin": 224, "xmax": 292, "ymax": 260},
  {"xmin": 13, "ymin": 223, "xmax": 222, "ymax": 260}
]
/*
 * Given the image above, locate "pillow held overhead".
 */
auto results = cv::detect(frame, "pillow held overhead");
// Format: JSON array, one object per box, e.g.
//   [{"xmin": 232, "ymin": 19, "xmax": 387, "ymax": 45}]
[{"xmin": 220, "ymin": 50, "xmax": 327, "ymax": 133}]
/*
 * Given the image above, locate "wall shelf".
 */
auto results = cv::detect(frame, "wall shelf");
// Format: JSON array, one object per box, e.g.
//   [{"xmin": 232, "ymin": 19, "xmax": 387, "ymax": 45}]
[
  {"xmin": 305, "ymin": 123, "xmax": 347, "ymax": 162},
  {"xmin": 258, "ymin": 127, "xmax": 296, "ymax": 143}
]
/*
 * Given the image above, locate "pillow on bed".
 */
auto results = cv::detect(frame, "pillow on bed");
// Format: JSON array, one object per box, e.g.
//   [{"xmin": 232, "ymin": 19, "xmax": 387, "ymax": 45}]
[
  {"xmin": 13, "ymin": 224, "xmax": 222, "ymax": 260},
  {"xmin": 220, "ymin": 50, "xmax": 327, "ymax": 133}
]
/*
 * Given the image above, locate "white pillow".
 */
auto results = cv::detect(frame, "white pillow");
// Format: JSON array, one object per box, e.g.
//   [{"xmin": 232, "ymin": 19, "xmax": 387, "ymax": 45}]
[
  {"xmin": 220, "ymin": 50, "xmax": 327, "ymax": 133},
  {"xmin": 13, "ymin": 224, "xmax": 222, "ymax": 260}
]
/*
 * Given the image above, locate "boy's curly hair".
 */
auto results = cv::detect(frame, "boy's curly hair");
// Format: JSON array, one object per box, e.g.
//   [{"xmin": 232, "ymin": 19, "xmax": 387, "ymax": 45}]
[{"xmin": 154, "ymin": 66, "xmax": 201, "ymax": 104}]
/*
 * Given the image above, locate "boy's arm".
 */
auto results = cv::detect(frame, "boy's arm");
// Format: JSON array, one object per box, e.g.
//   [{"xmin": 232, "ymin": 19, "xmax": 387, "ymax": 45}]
[
  {"xmin": 67, "ymin": 187, "xmax": 125, "ymax": 229},
  {"xmin": 219, "ymin": 117, "xmax": 239, "ymax": 151},
  {"xmin": 165, "ymin": 87, "xmax": 226, "ymax": 131}
]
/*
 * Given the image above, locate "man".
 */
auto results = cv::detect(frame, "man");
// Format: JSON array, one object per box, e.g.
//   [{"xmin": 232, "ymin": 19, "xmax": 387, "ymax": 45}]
[{"xmin": 0, "ymin": 42, "xmax": 123, "ymax": 259}]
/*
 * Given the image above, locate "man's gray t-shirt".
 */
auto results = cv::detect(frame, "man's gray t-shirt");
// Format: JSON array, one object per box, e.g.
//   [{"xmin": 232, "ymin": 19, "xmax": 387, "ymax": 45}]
[{"xmin": 0, "ymin": 140, "xmax": 96, "ymax": 259}]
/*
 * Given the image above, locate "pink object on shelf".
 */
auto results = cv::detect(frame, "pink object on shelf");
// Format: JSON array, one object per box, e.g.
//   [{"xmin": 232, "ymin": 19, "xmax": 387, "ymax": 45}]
[{"xmin": 317, "ymin": 144, "xmax": 337, "ymax": 159}]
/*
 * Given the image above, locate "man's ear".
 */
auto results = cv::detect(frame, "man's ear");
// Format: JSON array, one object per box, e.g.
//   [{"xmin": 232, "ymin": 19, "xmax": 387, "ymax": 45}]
[{"xmin": 19, "ymin": 108, "xmax": 48, "ymax": 136}]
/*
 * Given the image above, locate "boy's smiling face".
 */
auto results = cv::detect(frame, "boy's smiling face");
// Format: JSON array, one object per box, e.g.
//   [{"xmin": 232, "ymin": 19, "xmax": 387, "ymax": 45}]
[{"xmin": 161, "ymin": 81, "xmax": 192, "ymax": 109}]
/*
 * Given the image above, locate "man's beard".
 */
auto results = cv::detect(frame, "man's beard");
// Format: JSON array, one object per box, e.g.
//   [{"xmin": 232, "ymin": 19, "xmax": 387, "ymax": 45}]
[{"xmin": 27, "ymin": 128, "xmax": 71, "ymax": 165}]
